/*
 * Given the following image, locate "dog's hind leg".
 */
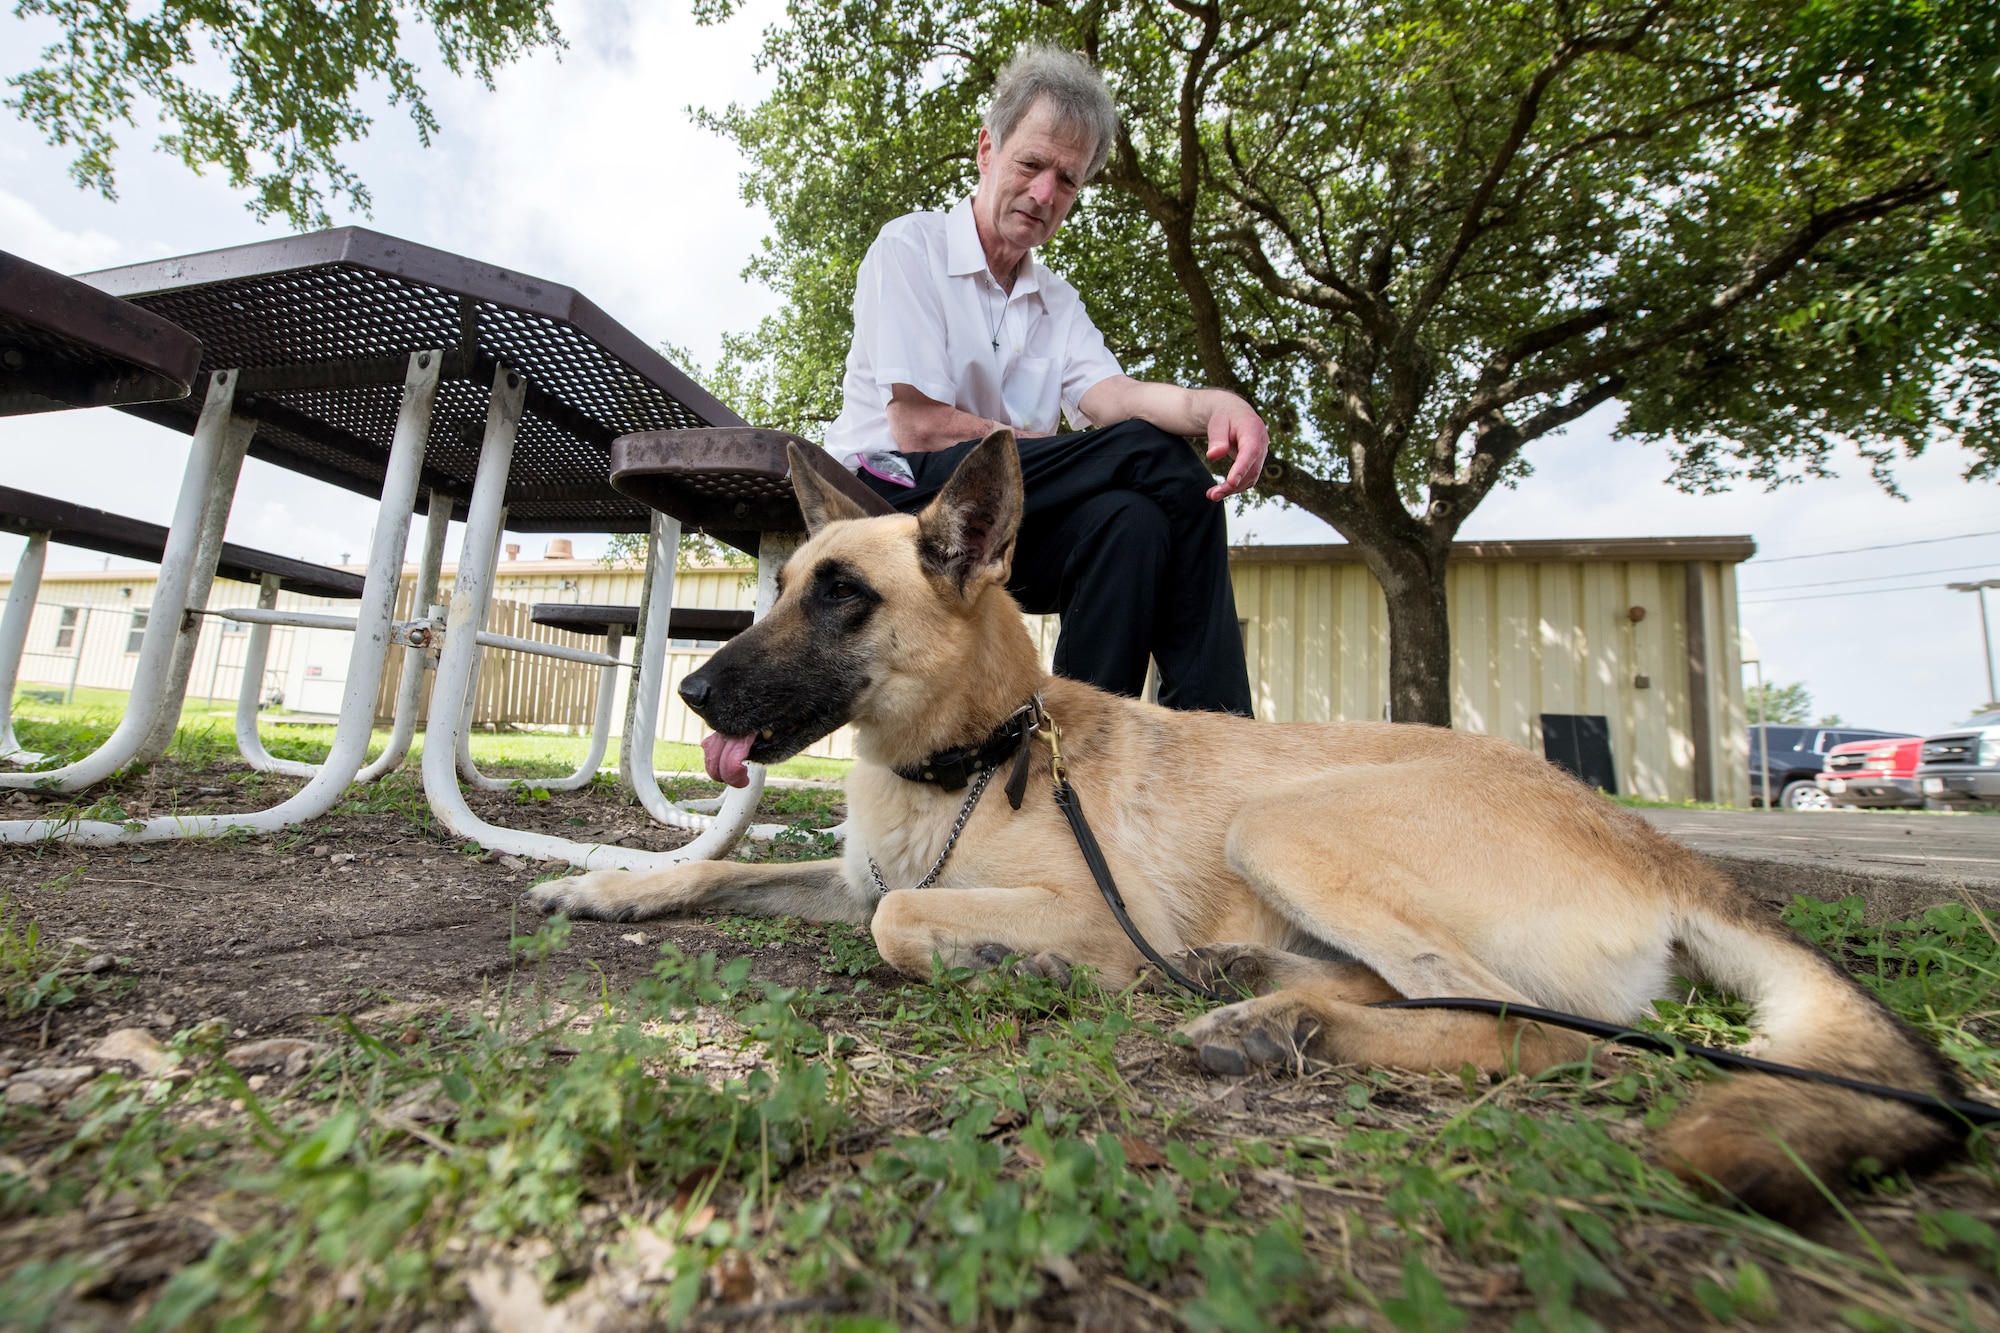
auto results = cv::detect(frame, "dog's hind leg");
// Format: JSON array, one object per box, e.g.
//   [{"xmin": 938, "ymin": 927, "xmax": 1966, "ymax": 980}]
[
  {"xmin": 526, "ymin": 860, "xmax": 872, "ymax": 925},
  {"xmin": 1182, "ymin": 989, "xmax": 1594, "ymax": 1077}
]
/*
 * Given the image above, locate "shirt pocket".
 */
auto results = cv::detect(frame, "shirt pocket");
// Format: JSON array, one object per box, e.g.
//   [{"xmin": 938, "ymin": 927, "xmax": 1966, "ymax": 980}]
[{"xmin": 1003, "ymin": 356, "xmax": 1061, "ymax": 437}]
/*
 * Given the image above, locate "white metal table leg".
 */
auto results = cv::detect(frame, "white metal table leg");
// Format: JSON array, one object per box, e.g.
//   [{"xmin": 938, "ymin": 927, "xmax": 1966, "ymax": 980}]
[
  {"xmin": 0, "ymin": 370, "xmax": 241, "ymax": 792},
  {"xmin": 454, "ymin": 505, "xmax": 508, "ymax": 785},
  {"xmin": 420, "ymin": 392, "xmax": 759, "ymax": 868},
  {"xmin": 357, "ymin": 486, "xmax": 453, "ymax": 783},
  {"xmin": 0, "ymin": 351, "xmax": 442, "ymax": 845},
  {"xmin": 232, "ymin": 573, "xmax": 318, "ymax": 778},
  {"xmin": 618, "ymin": 514, "xmax": 784, "ymax": 838},
  {"xmin": 0, "ymin": 532, "xmax": 50, "ymax": 765},
  {"xmin": 456, "ymin": 622, "xmax": 624, "ymax": 793},
  {"xmin": 137, "ymin": 415, "xmax": 257, "ymax": 763}
]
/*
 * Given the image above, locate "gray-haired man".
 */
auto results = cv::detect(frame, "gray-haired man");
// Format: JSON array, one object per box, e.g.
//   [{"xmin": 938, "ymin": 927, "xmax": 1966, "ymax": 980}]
[{"xmin": 827, "ymin": 46, "xmax": 1264, "ymax": 715}]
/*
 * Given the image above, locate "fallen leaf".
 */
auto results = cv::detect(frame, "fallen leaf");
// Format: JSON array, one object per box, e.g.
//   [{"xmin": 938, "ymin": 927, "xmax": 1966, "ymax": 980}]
[
  {"xmin": 1117, "ymin": 1135, "xmax": 1168, "ymax": 1168},
  {"xmin": 1013, "ymin": 1141, "xmax": 1045, "ymax": 1169},
  {"xmin": 678, "ymin": 1205, "xmax": 717, "ymax": 1239},
  {"xmin": 709, "ymin": 1252, "xmax": 755, "ymax": 1304},
  {"xmin": 987, "ymin": 1106, "xmax": 1025, "ymax": 1132}
]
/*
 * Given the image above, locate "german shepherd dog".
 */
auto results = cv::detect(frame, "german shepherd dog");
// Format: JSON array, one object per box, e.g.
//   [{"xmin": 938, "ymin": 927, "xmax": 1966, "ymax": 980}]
[{"xmin": 530, "ymin": 430, "xmax": 1962, "ymax": 1223}]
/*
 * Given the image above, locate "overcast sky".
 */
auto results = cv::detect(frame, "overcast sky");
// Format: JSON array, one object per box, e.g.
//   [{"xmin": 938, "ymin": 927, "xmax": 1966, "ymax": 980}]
[{"xmin": 4, "ymin": 0, "xmax": 1997, "ymax": 735}]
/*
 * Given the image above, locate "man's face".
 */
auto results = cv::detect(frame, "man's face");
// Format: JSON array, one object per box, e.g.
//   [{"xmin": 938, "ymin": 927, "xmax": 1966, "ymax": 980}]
[{"xmin": 974, "ymin": 98, "xmax": 1095, "ymax": 260}]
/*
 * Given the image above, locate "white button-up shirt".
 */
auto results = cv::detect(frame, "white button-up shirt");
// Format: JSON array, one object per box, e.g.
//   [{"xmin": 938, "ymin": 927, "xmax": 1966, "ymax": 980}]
[{"xmin": 825, "ymin": 196, "xmax": 1124, "ymax": 470}]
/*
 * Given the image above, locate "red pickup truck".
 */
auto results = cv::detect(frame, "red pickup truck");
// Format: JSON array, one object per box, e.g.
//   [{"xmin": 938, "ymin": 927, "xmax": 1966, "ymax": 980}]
[{"xmin": 1816, "ymin": 737, "xmax": 1926, "ymax": 809}]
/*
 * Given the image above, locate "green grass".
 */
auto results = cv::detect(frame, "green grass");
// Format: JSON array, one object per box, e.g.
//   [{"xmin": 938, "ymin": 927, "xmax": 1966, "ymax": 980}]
[
  {"xmin": 7, "ymin": 689, "xmax": 851, "ymax": 783},
  {"xmin": 2, "ymin": 900, "xmax": 1995, "ymax": 1329}
]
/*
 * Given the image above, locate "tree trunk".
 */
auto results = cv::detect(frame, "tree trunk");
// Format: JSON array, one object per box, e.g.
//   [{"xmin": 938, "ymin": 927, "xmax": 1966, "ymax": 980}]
[{"xmin": 1367, "ymin": 539, "xmax": 1454, "ymax": 727}]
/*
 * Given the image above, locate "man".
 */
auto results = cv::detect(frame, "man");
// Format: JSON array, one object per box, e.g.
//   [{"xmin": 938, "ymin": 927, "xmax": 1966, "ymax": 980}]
[{"xmin": 825, "ymin": 45, "xmax": 1266, "ymax": 715}]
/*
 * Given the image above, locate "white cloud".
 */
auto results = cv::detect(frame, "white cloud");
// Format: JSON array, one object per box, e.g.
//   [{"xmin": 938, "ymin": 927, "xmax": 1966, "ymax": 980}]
[{"xmin": 0, "ymin": 187, "xmax": 131, "ymax": 273}]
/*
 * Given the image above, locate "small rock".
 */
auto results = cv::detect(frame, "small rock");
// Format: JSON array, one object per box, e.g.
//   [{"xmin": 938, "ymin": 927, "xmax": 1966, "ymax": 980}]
[
  {"xmin": 620, "ymin": 932, "xmax": 649, "ymax": 947},
  {"xmin": 499, "ymin": 855, "xmax": 525, "ymax": 871},
  {"xmin": 246, "ymin": 1074, "xmax": 269, "ymax": 1091},
  {"xmin": 89, "ymin": 1028, "xmax": 171, "ymax": 1075},
  {"xmin": 311, "ymin": 845, "xmax": 331, "ymax": 857},
  {"xmin": 12, "ymin": 1066, "xmax": 96, "ymax": 1096},
  {"xmin": 81, "ymin": 953, "xmax": 114, "ymax": 974},
  {"xmin": 225, "ymin": 1038, "xmax": 317, "ymax": 1077},
  {"xmin": 329, "ymin": 851, "xmax": 358, "ymax": 866},
  {"xmin": 4, "ymin": 1081, "xmax": 50, "ymax": 1107}
]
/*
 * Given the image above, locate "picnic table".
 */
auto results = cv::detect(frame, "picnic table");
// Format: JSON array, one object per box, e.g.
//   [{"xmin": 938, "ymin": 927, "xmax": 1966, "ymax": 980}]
[{"xmin": 0, "ymin": 228, "xmax": 811, "ymax": 866}]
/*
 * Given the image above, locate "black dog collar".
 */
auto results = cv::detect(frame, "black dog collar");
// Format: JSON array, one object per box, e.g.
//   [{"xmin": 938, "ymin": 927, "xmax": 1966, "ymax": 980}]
[{"xmin": 893, "ymin": 701, "xmax": 1039, "ymax": 796}]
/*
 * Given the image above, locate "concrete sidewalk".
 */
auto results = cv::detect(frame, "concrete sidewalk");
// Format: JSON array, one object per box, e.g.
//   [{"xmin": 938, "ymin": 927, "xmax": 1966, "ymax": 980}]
[{"xmin": 1636, "ymin": 807, "xmax": 2000, "ymax": 920}]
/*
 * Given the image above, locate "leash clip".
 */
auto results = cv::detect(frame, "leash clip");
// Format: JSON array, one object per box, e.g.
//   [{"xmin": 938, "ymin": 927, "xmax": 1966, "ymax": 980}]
[{"xmin": 1036, "ymin": 713, "xmax": 1066, "ymax": 787}]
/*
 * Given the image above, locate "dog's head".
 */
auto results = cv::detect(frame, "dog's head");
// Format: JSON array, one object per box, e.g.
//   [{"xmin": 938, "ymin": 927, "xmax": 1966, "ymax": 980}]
[{"xmin": 677, "ymin": 430, "xmax": 1031, "ymax": 784}]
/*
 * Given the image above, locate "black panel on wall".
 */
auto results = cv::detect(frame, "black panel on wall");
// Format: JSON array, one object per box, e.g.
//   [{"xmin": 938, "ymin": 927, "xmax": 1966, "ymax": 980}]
[{"xmin": 1542, "ymin": 714, "xmax": 1618, "ymax": 794}]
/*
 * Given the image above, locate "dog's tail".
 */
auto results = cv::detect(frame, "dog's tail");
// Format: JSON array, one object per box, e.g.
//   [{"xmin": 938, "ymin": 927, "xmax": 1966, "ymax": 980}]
[{"xmin": 1663, "ymin": 896, "xmax": 1964, "ymax": 1223}]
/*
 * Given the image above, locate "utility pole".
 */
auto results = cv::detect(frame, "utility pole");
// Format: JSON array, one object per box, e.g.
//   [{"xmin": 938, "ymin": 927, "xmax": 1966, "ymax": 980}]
[{"xmin": 1947, "ymin": 579, "xmax": 2000, "ymax": 709}]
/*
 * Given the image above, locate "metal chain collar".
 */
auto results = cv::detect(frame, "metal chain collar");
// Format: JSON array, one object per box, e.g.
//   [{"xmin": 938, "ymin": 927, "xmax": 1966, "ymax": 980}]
[{"xmin": 868, "ymin": 765, "xmax": 998, "ymax": 895}]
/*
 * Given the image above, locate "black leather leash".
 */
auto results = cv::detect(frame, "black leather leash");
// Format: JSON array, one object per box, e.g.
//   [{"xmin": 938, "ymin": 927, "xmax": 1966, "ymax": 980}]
[
  {"xmin": 1373, "ymin": 998, "xmax": 2000, "ymax": 1127},
  {"xmin": 1051, "ymin": 776, "xmax": 1238, "ymax": 1004},
  {"xmin": 1028, "ymin": 707, "xmax": 2000, "ymax": 1129}
]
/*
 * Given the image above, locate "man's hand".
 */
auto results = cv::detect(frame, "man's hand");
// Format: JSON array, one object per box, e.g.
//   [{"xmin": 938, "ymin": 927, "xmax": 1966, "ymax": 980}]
[
  {"xmin": 1200, "ymin": 394, "xmax": 1268, "ymax": 501},
  {"xmin": 1079, "ymin": 377, "xmax": 1270, "ymax": 501}
]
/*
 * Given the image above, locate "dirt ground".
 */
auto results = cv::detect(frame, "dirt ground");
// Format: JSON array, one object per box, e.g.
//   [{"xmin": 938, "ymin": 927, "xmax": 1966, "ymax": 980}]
[
  {"xmin": 3, "ymin": 755, "xmax": 1998, "ymax": 1330},
  {"xmin": 0, "ymin": 760, "xmax": 851, "ymax": 1065}
]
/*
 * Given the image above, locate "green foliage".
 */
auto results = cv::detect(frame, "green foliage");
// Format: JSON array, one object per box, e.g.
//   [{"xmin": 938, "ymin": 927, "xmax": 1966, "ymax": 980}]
[
  {"xmin": 698, "ymin": 0, "xmax": 2000, "ymax": 720},
  {"xmin": 1785, "ymin": 893, "xmax": 2000, "ymax": 1087},
  {"xmin": 6, "ymin": 0, "xmax": 566, "ymax": 226},
  {"xmin": 598, "ymin": 527, "xmax": 758, "ymax": 571},
  {"xmin": 1750, "ymin": 680, "xmax": 1816, "ymax": 725},
  {"xmin": 0, "ymin": 895, "xmax": 96, "ymax": 1018}
]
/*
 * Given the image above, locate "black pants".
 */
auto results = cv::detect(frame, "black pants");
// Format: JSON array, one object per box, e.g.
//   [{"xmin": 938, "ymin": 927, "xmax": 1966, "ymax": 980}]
[{"xmin": 859, "ymin": 420, "xmax": 1254, "ymax": 715}]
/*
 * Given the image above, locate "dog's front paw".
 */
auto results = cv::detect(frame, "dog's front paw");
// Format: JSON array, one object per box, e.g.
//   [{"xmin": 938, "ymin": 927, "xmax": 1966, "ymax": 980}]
[
  {"xmin": 1178, "ymin": 997, "xmax": 1321, "ymax": 1077},
  {"xmin": 1011, "ymin": 951, "xmax": 1073, "ymax": 987},
  {"xmin": 524, "ymin": 869, "xmax": 641, "ymax": 921}
]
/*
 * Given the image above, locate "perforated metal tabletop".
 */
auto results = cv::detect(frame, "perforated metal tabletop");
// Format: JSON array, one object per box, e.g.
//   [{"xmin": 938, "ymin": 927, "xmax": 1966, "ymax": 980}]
[{"xmin": 78, "ymin": 229, "xmax": 746, "ymax": 532}]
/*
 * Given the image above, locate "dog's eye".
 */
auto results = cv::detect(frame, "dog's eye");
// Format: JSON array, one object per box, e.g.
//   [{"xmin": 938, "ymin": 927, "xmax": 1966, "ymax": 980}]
[{"xmin": 824, "ymin": 579, "xmax": 859, "ymax": 601}]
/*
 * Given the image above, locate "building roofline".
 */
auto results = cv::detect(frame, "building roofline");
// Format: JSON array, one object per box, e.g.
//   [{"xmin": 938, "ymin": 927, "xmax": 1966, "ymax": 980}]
[
  {"xmin": 1228, "ymin": 536, "xmax": 1757, "ymax": 564},
  {"xmin": 1, "ymin": 538, "xmax": 1759, "ymax": 587}
]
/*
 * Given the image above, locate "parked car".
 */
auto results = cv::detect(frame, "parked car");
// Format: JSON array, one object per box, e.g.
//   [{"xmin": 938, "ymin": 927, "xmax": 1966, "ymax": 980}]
[
  {"xmin": 1748, "ymin": 724, "xmax": 1915, "ymax": 809},
  {"xmin": 1815, "ymin": 737, "xmax": 1926, "ymax": 809},
  {"xmin": 1916, "ymin": 708, "xmax": 2000, "ymax": 809}
]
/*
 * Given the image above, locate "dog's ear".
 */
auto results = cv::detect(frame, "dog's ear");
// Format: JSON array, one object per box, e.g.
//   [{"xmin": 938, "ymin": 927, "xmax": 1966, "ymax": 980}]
[
  {"xmin": 788, "ymin": 442, "xmax": 870, "ymax": 535},
  {"xmin": 916, "ymin": 429, "xmax": 1023, "ymax": 595}
]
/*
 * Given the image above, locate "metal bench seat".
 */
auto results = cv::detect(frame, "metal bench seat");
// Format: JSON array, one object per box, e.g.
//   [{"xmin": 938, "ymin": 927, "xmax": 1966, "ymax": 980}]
[
  {"xmin": 608, "ymin": 427, "xmax": 891, "ymax": 554},
  {"xmin": 0, "ymin": 484, "xmax": 365, "ymax": 767},
  {"xmin": 0, "ymin": 485, "xmax": 363, "ymax": 600},
  {"xmin": 529, "ymin": 602, "xmax": 753, "ymax": 642},
  {"xmin": 1, "ymin": 250, "xmax": 202, "ymax": 416}
]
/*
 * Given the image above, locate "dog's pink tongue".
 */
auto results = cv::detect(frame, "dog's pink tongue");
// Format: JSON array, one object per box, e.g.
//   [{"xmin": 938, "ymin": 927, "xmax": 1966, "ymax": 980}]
[{"xmin": 702, "ymin": 731, "xmax": 756, "ymax": 788}]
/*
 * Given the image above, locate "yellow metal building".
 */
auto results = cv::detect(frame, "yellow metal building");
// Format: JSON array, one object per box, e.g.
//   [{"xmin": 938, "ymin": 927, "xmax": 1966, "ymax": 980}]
[{"xmin": 2, "ymin": 536, "xmax": 1750, "ymax": 801}]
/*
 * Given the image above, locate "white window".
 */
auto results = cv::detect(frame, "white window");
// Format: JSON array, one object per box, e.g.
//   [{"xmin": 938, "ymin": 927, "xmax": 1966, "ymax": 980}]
[
  {"xmin": 126, "ymin": 609, "xmax": 149, "ymax": 654},
  {"xmin": 55, "ymin": 606, "xmax": 78, "ymax": 649}
]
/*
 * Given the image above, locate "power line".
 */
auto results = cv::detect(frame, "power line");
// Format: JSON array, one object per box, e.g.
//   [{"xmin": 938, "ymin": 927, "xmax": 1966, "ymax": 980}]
[
  {"xmin": 1742, "ymin": 561, "xmax": 2000, "ymax": 595},
  {"xmin": 1748, "ymin": 528, "xmax": 2000, "ymax": 565},
  {"xmin": 1742, "ymin": 582, "xmax": 1967, "ymax": 606}
]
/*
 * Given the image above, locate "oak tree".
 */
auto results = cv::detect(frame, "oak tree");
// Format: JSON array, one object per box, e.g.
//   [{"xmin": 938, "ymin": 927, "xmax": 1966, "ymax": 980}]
[
  {"xmin": 7, "ymin": 0, "xmax": 564, "ymax": 226},
  {"xmin": 702, "ymin": 0, "xmax": 1998, "ymax": 723}
]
